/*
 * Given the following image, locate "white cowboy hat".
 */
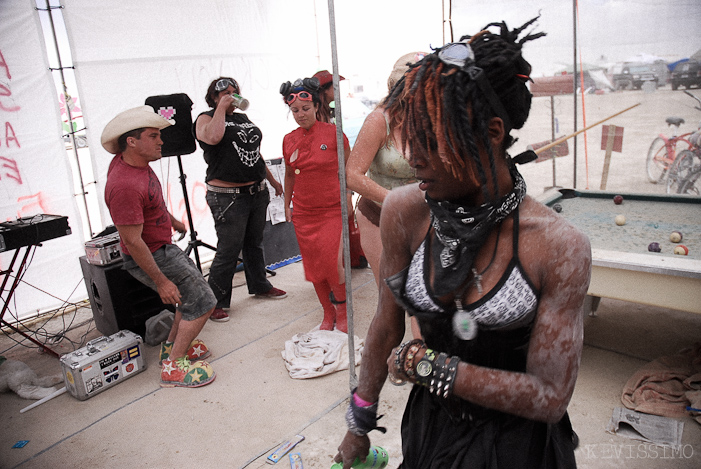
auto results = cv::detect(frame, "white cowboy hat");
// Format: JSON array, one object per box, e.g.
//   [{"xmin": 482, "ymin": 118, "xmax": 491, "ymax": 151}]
[{"xmin": 100, "ymin": 105, "xmax": 172, "ymax": 154}]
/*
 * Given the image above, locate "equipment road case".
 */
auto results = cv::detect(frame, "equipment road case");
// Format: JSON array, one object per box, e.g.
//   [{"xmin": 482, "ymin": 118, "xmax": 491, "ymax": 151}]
[
  {"xmin": 84, "ymin": 231, "xmax": 122, "ymax": 265},
  {"xmin": 60, "ymin": 330, "xmax": 147, "ymax": 400}
]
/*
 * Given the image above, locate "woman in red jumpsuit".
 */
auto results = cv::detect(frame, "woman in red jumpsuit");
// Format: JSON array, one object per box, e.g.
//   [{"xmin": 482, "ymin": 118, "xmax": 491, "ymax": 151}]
[{"xmin": 281, "ymin": 77, "xmax": 351, "ymax": 332}]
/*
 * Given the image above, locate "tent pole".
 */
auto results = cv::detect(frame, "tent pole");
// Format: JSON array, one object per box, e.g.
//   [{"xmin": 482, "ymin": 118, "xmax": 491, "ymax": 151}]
[
  {"xmin": 326, "ymin": 0, "xmax": 357, "ymax": 389},
  {"xmin": 38, "ymin": 0, "xmax": 94, "ymax": 236},
  {"xmin": 572, "ymin": 0, "xmax": 578, "ymax": 188}
]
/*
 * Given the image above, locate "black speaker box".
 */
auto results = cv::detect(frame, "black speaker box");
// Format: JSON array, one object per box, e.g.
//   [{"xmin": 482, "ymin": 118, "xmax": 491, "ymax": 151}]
[
  {"xmin": 79, "ymin": 256, "xmax": 174, "ymax": 338},
  {"xmin": 145, "ymin": 93, "xmax": 196, "ymax": 156}
]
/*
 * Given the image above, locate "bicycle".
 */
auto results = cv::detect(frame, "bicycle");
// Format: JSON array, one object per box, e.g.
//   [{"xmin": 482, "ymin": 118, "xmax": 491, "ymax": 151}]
[
  {"xmin": 677, "ymin": 164, "xmax": 701, "ymax": 195},
  {"xmin": 646, "ymin": 90, "xmax": 701, "ymax": 184},
  {"xmin": 665, "ymin": 137, "xmax": 701, "ymax": 194}
]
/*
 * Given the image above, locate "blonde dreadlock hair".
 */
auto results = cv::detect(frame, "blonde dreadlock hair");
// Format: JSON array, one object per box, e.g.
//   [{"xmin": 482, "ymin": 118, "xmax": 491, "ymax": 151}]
[{"xmin": 385, "ymin": 17, "xmax": 545, "ymax": 201}]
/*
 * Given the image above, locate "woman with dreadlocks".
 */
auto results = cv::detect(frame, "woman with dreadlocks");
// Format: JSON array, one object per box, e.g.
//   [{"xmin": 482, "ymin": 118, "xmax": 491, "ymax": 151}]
[
  {"xmin": 281, "ymin": 77, "xmax": 351, "ymax": 332},
  {"xmin": 335, "ymin": 18, "xmax": 591, "ymax": 468}
]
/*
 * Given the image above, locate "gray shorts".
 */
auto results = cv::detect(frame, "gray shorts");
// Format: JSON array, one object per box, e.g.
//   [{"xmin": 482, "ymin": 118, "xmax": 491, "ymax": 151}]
[{"xmin": 122, "ymin": 244, "xmax": 217, "ymax": 321}]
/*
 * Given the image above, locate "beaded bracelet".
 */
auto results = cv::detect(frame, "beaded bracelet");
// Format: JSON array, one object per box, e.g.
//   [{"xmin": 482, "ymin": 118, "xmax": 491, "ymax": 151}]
[
  {"xmin": 394, "ymin": 339, "xmax": 423, "ymax": 375},
  {"xmin": 403, "ymin": 342, "xmax": 424, "ymax": 377},
  {"xmin": 389, "ymin": 341, "xmax": 410, "ymax": 386}
]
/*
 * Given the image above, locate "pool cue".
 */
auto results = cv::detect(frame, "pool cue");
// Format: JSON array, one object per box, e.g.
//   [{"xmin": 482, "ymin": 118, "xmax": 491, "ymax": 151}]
[{"xmin": 534, "ymin": 103, "xmax": 641, "ymax": 155}]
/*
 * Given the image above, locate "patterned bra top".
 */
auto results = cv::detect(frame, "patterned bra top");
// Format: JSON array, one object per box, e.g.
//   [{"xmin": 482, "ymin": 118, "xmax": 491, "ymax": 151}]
[{"xmin": 386, "ymin": 209, "xmax": 539, "ymax": 334}]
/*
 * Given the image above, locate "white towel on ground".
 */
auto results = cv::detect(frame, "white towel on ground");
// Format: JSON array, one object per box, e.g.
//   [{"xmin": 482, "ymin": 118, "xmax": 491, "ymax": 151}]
[{"xmin": 282, "ymin": 329, "xmax": 364, "ymax": 379}]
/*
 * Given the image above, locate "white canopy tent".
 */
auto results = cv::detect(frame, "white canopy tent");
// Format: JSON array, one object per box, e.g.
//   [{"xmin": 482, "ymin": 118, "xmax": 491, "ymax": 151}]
[
  {"xmin": 3, "ymin": 0, "xmax": 698, "ymax": 324},
  {"xmin": 1, "ymin": 0, "xmax": 342, "ymax": 322}
]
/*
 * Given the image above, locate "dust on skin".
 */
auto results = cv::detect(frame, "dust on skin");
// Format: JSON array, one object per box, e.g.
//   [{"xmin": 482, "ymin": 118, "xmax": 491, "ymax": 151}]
[{"xmin": 369, "ymin": 188, "xmax": 592, "ymax": 424}]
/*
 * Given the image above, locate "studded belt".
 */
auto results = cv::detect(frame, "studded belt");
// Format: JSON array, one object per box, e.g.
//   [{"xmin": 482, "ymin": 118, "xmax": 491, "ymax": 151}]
[{"xmin": 206, "ymin": 180, "xmax": 266, "ymax": 195}]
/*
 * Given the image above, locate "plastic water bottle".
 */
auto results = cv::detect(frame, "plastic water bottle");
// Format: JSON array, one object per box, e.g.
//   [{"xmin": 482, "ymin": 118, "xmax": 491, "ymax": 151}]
[
  {"xmin": 231, "ymin": 93, "xmax": 250, "ymax": 111},
  {"xmin": 330, "ymin": 446, "xmax": 389, "ymax": 468}
]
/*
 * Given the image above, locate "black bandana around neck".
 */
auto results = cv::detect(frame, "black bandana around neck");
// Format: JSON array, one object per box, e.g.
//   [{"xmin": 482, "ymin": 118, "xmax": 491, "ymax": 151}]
[{"xmin": 425, "ymin": 162, "xmax": 526, "ymax": 297}]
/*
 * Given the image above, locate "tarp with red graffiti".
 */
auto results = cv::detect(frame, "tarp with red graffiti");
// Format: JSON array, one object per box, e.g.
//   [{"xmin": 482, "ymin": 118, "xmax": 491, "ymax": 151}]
[{"xmin": 0, "ymin": 1, "xmax": 87, "ymax": 321}]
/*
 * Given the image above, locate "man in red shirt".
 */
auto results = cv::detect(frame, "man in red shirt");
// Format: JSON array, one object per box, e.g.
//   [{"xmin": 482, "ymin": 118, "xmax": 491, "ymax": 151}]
[{"xmin": 102, "ymin": 106, "xmax": 217, "ymax": 388}]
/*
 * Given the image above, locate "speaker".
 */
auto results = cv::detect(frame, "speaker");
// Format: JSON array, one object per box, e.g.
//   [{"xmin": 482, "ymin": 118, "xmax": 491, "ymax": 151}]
[
  {"xmin": 79, "ymin": 256, "xmax": 174, "ymax": 338},
  {"xmin": 145, "ymin": 93, "xmax": 196, "ymax": 156}
]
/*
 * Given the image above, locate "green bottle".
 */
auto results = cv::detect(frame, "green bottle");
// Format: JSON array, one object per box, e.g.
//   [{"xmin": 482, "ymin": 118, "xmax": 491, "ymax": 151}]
[{"xmin": 330, "ymin": 446, "xmax": 389, "ymax": 468}]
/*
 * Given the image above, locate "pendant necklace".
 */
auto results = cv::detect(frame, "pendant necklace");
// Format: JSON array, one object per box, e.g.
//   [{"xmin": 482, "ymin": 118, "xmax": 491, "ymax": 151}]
[{"xmin": 452, "ymin": 224, "xmax": 502, "ymax": 341}]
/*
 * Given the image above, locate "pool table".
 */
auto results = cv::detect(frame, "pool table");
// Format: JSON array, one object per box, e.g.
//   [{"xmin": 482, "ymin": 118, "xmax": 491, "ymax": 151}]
[{"xmin": 537, "ymin": 189, "xmax": 701, "ymax": 315}]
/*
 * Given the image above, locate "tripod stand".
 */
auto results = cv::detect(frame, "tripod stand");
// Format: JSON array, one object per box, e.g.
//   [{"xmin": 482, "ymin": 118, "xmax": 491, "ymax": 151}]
[{"xmin": 176, "ymin": 155, "xmax": 216, "ymax": 272}]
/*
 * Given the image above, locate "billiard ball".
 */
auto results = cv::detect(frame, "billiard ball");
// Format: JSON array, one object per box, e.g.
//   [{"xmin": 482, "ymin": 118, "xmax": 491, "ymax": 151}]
[
  {"xmin": 648, "ymin": 242, "xmax": 661, "ymax": 253},
  {"xmin": 552, "ymin": 203, "xmax": 562, "ymax": 213},
  {"xmin": 670, "ymin": 231, "xmax": 683, "ymax": 243},
  {"xmin": 674, "ymin": 245, "xmax": 689, "ymax": 256},
  {"xmin": 615, "ymin": 215, "xmax": 626, "ymax": 226},
  {"xmin": 613, "ymin": 195, "xmax": 623, "ymax": 205}
]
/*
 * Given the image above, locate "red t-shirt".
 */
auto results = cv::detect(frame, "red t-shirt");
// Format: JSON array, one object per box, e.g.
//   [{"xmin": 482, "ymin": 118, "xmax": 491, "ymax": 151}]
[{"xmin": 104, "ymin": 155, "xmax": 172, "ymax": 255}]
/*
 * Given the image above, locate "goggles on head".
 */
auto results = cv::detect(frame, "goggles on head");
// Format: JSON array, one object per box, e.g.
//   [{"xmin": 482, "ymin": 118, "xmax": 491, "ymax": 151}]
[
  {"xmin": 284, "ymin": 91, "xmax": 313, "ymax": 105},
  {"xmin": 214, "ymin": 78, "xmax": 239, "ymax": 93},
  {"xmin": 437, "ymin": 40, "xmax": 476, "ymax": 68},
  {"xmin": 436, "ymin": 39, "xmax": 513, "ymax": 132},
  {"xmin": 280, "ymin": 77, "xmax": 320, "ymax": 100}
]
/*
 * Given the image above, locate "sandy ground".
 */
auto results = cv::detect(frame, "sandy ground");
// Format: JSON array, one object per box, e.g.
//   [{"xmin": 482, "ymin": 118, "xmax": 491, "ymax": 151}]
[
  {"xmin": 515, "ymin": 86, "xmax": 701, "ymax": 195},
  {"xmin": 1, "ymin": 87, "xmax": 701, "ymax": 469}
]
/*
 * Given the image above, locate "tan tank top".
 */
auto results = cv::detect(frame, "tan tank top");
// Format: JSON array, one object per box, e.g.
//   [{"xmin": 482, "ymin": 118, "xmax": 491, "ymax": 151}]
[{"xmin": 367, "ymin": 113, "xmax": 415, "ymax": 192}]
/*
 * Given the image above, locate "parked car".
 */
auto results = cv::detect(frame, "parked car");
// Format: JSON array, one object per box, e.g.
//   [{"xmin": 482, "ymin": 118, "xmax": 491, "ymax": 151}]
[
  {"xmin": 671, "ymin": 61, "xmax": 701, "ymax": 90},
  {"xmin": 612, "ymin": 64, "xmax": 659, "ymax": 90}
]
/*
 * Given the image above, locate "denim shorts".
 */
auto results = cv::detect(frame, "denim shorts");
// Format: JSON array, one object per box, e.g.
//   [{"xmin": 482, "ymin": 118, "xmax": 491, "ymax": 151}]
[{"xmin": 122, "ymin": 244, "xmax": 217, "ymax": 321}]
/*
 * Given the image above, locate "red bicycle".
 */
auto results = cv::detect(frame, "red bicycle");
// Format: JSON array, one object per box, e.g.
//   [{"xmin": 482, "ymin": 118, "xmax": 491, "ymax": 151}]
[
  {"xmin": 662, "ymin": 92, "xmax": 701, "ymax": 193},
  {"xmin": 646, "ymin": 91, "xmax": 701, "ymax": 184}
]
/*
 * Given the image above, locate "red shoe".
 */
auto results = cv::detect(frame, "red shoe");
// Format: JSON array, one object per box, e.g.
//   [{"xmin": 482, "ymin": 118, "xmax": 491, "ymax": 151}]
[
  {"xmin": 160, "ymin": 358, "xmax": 216, "ymax": 388},
  {"xmin": 320, "ymin": 306, "xmax": 335, "ymax": 331},
  {"xmin": 330, "ymin": 291, "xmax": 348, "ymax": 333},
  {"xmin": 335, "ymin": 303, "xmax": 348, "ymax": 333},
  {"xmin": 255, "ymin": 287, "xmax": 287, "ymax": 299},
  {"xmin": 209, "ymin": 308, "xmax": 230, "ymax": 322}
]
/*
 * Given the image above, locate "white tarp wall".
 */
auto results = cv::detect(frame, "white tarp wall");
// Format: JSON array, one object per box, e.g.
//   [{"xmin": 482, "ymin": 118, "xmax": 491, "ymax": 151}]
[
  {"xmin": 0, "ymin": 1, "xmax": 87, "ymax": 321},
  {"xmin": 61, "ymin": 0, "xmax": 323, "ymax": 262},
  {"xmin": 13, "ymin": 0, "xmax": 695, "ymax": 321},
  {"xmin": 1, "ymin": 0, "xmax": 444, "ymax": 321}
]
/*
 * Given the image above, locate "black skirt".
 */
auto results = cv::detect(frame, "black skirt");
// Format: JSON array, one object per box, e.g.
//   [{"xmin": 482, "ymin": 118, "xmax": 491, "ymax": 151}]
[{"xmin": 398, "ymin": 386, "xmax": 577, "ymax": 469}]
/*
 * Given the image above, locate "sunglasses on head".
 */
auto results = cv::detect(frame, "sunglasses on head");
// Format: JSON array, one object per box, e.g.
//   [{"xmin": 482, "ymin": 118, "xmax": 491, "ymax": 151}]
[
  {"xmin": 285, "ymin": 91, "xmax": 313, "ymax": 105},
  {"xmin": 214, "ymin": 78, "xmax": 239, "ymax": 92}
]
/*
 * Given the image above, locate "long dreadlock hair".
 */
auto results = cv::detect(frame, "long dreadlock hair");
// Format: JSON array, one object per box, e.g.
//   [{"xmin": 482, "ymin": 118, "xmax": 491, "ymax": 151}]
[{"xmin": 385, "ymin": 17, "xmax": 545, "ymax": 201}]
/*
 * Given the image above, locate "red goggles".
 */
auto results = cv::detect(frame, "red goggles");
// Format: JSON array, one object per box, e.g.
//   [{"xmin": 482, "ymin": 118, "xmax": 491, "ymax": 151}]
[{"xmin": 285, "ymin": 91, "xmax": 313, "ymax": 105}]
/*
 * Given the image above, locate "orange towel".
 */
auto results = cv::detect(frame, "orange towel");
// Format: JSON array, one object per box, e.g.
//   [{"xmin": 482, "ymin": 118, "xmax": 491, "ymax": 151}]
[{"xmin": 621, "ymin": 343, "xmax": 701, "ymax": 420}]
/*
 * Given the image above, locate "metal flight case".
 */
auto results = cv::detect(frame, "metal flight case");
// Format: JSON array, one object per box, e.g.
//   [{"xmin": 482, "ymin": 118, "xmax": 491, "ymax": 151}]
[{"xmin": 60, "ymin": 330, "xmax": 146, "ymax": 400}]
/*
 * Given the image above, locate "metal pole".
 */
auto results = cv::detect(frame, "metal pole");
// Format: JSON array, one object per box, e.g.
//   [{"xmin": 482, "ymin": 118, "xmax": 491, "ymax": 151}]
[
  {"xmin": 442, "ymin": 0, "xmax": 445, "ymax": 44},
  {"xmin": 572, "ymin": 0, "xmax": 578, "ymax": 188},
  {"xmin": 551, "ymin": 96, "xmax": 556, "ymax": 187},
  {"xmin": 38, "ymin": 0, "xmax": 94, "ymax": 236},
  {"xmin": 326, "ymin": 0, "xmax": 357, "ymax": 389}
]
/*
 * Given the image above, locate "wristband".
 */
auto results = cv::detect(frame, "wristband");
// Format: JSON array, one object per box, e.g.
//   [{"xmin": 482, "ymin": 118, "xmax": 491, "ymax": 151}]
[
  {"xmin": 353, "ymin": 391, "xmax": 374, "ymax": 408},
  {"xmin": 345, "ymin": 387, "xmax": 387, "ymax": 436}
]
